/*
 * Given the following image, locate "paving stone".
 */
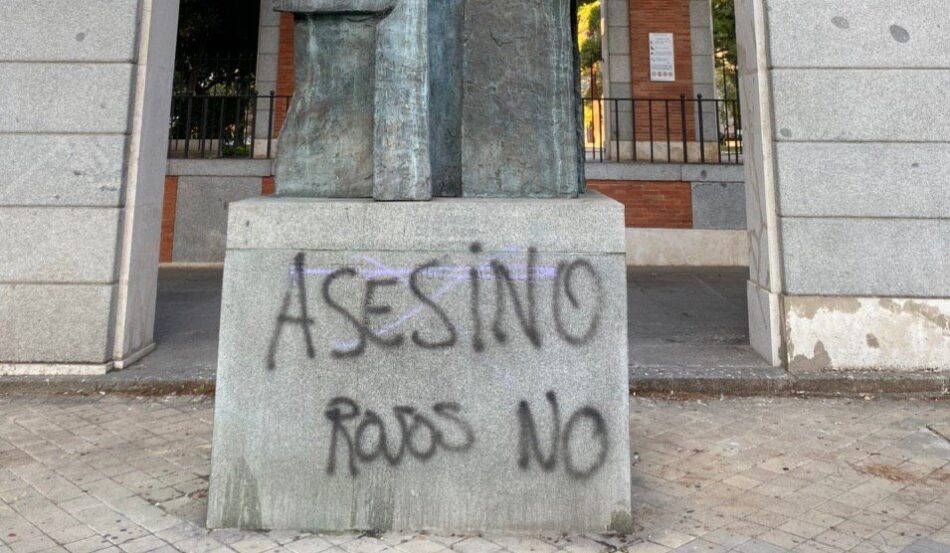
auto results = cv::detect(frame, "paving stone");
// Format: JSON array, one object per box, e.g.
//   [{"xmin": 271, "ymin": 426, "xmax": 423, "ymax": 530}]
[{"xmin": 0, "ymin": 397, "xmax": 947, "ymax": 552}]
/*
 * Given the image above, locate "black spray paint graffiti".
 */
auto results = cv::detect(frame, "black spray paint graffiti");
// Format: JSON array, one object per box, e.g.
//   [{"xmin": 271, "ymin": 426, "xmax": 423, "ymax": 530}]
[
  {"xmin": 517, "ymin": 391, "xmax": 609, "ymax": 480},
  {"xmin": 266, "ymin": 243, "xmax": 605, "ymax": 365},
  {"xmin": 325, "ymin": 398, "xmax": 476, "ymax": 476},
  {"xmin": 324, "ymin": 392, "xmax": 608, "ymax": 481}
]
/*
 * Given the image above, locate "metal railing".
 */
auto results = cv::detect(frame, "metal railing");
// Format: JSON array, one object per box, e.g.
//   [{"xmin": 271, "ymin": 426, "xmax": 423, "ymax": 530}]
[
  {"xmin": 584, "ymin": 95, "xmax": 743, "ymax": 165},
  {"xmin": 168, "ymin": 92, "xmax": 292, "ymax": 159}
]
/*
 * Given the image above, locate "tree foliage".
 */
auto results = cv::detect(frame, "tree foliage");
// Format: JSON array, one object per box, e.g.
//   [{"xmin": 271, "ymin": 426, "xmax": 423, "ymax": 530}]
[
  {"xmin": 577, "ymin": 0, "xmax": 602, "ymax": 100},
  {"xmin": 174, "ymin": 0, "xmax": 260, "ymax": 95},
  {"xmin": 712, "ymin": 0, "xmax": 736, "ymax": 64}
]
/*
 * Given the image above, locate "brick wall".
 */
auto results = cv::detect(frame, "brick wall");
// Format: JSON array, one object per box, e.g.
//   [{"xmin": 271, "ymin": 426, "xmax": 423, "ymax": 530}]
[
  {"xmin": 160, "ymin": 177, "xmax": 179, "ymax": 262},
  {"xmin": 628, "ymin": 0, "xmax": 696, "ymax": 139},
  {"xmin": 273, "ymin": 13, "xmax": 295, "ymax": 136},
  {"xmin": 588, "ymin": 180, "xmax": 693, "ymax": 229}
]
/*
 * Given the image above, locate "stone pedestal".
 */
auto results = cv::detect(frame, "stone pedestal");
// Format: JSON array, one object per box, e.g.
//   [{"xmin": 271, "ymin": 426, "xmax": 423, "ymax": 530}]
[{"xmin": 208, "ymin": 192, "xmax": 632, "ymax": 533}]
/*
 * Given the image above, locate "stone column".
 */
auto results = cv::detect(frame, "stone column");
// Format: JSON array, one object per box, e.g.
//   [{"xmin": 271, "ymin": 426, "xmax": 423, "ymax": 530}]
[
  {"xmin": 689, "ymin": 0, "xmax": 717, "ymax": 142},
  {"xmin": 0, "ymin": 0, "xmax": 179, "ymax": 375},
  {"xmin": 601, "ymin": 0, "xmax": 633, "ymax": 161},
  {"xmin": 737, "ymin": 0, "xmax": 950, "ymax": 371},
  {"xmin": 253, "ymin": 0, "xmax": 283, "ymax": 154}
]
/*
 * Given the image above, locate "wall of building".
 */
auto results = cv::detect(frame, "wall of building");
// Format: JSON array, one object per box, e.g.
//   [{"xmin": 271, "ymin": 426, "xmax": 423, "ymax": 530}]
[
  {"xmin": 0, "ymin": 0, "xmax": 179, "ymax": 375},
  {"xmin": 588, "ymin": 163, "xmax": 747, "ymax": 266},
  {"xmin": 738, "ymin": 0, "xmax": 950, "ymax": 371},
  {"xmin": 601, "ymin": 0, "xmax": 718, "ymax": 161},
  {"xmin": 162, "ymin": 160, "xmax": 275, "ymax": 263}
]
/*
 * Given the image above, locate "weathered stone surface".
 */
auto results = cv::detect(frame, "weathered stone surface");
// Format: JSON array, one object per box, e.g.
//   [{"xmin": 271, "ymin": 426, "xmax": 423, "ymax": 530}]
[
  {"xmin": 785, "ymin": 296, "xmax": 950, "ymax": 372},
  {"xmin": 226, "ymin": 195, "xmax": 625, "ymax": 254},
  {"xmin": 0, "ymin": 207, "xmax": 120, "ymax": 283},
  {"xmin": 274, "ymin": 15, "xmax": 379, "ymax": 197},
  {"xmin": 209, "ymin": 194, "xmax": 631, "ymax": 532},
  {"xmin": 781, "ymin": 218, "xmax": 950, "ymax": 297},
  {"xmin": 766, "ymin": 0, "xmax": 950, "ymax": 69},
  {"xmin": 771, "ymin": 69, "xmax": 950, "ymax": 142},
  {"xmin": 0, "ymin": 135, "xmax": 126, "ymax": 207},
  {"xmin": 0, "ymin": 0, "xmax": 139, "ymax": 62},
  {"xmin": 373, "ymin": 0, "xmax": 432, "ymax": 201},
  {"xmin": 172, "ymin": 177, "xmax": 263, "ymax": 263},
  {"xmin": 462, "ymin": 0, "xmax": 582, "ymax": 198},
  {"xmin": 691, "ymin": 182, "xmax": 746, "ymax": 230},
  {"xmin": 776, "ymin": 142, "xmax": 950, "ymax": 218},
  {"xmin": 625, "ymin": 229, "xmax": 748, "ymax": 267},
  {"xmin": 0, "ymin": 63, "xmax": 133, "ymax": 133},
  {"xmin": 0, "ymin": 284, "xmax": 115, "ymax": 364}
]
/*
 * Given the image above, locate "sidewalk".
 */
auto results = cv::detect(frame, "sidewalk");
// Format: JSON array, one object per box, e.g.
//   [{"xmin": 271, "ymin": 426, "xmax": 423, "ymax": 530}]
[{"xmin": 1, "ymin": 395, "xmax": 948, "ymax": 553}]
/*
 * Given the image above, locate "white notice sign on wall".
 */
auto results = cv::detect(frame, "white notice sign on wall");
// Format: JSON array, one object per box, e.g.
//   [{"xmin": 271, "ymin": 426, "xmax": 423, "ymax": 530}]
[{"xmin": 649, "ymin": 33, "xmax": 675, "ymax": 82}]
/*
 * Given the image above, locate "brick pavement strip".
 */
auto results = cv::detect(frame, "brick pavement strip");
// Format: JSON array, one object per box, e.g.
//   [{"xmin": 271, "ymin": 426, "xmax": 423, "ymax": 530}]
[{"xmin": 0, "ymin": 396, "xmax": 947, "ymax": 553}]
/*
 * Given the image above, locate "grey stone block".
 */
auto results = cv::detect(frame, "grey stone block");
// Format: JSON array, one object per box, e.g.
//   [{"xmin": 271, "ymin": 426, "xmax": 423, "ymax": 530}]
[
  {"xmin": 776, "ymin": 142, "xmax": 950, "ymax": 218},
  {"xmin": 586, "ymin": 163, "xmax": 681, "ymax": 182},
  {"xmin": 766, "ymin": 0, "xmax": 950, "ymax": 69},
  {"xmin": 0, "ymin": 63, "xmax": 133, "ymax": 133},
  {"xmin": 257, "ymin": 26, "xmax": 281, "ymax": 56},
  {"xmin": 771, "ymin": 69, "xmax": 950, "ymax": 142},
  {"xmin": 0, "ymin": 135, "xmax": 127, "ymax": 207},
  {"xmin": 608, "ymin": 55, "xmax": 631, "ymax": 83},
  {"xmin": 226, "ymin": 193, "xmax": 626, "ymax": 254},
  {"xmin": 605, "ymin": 0, "xmax": 629, "ymax": 23},
  {"xmin": 0, "ymin": 284, "xmax": 115, "ymax": 364},
  {"xmin": 173, "ymin": 177, "xmax": 263, "ymax": 263},
  {"xmin": 0, "ymin": 0, "xmax": 139, "ymax": 62},
  {"xmin": 681, "ymin": 163, "xmax": 745, "ymax": 183},
  {"xmin": 462, "ymin": 0, "xmax": 582, "ymax": 198},
  {"xmin": 607, "ymin": 28, "xmax": 630, "ymax": 55},
  {"xmin": 275, "ymin": 0, "xmax": 395, "ymax": 10},
  {"xmin": 689, "ymin": 0, "xmax": 712, "ymax": 25},
  {"xmin": 691, "ymin": 182, "xmax": 747, "ymax": 230},
  {"xmin": 780, "ymin": 218, "xmax": 950, "ymax": 297},
  {"xmin": 585, "ymin": 162, "xmax": 744, "ymax": 183},
  {"xmin": 260, "ymin": 0, "xmax": 283, "ymax": 26},
  {"xmin": 0, "ymin": 207, "xmax": 120, "ymax": 283},
  {"xmin": 208, "ymin": 194, "xmax": 631, "ymax": 532},
  {"xmin": 691, "ymin": 34, "xmax": 713, "ymax": 58},
  {"xmin": 166, "ymin": 159, "xmax": 274, "ymax": 178}
]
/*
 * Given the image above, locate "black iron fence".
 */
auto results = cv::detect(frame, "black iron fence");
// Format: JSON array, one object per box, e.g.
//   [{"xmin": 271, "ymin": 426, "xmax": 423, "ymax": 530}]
[
  {"xmin": 168, "ymin": 93, "xmax": 292, "ymax": 159},
  {"xmin": 168, "ymin": 92, "xmax": 741, "ymax": 164},
  {"xmin": 584, "ymin": 95, "xmax": 743, "ymax": 165}
]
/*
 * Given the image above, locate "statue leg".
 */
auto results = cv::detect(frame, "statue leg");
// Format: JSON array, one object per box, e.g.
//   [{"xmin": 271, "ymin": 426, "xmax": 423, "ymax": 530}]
[
  {"xmin": 275, "ymin": 14, "xmax": 379, "ymax": 198},
  {"xmin": 373, "ymin": 0, "xmax": 433, "ymax": 201},
  {"xmin": 428, "ymin": 0, "xmax": 465, "ymax": 197}
]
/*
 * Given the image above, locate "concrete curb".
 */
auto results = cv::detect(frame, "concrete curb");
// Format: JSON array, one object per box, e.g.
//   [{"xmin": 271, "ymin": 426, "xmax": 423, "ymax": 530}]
[
  {"xmin": 631, "ymin": 367, "xmax": 950, "ymax": 399},
  {"xmin": 0, "ymin": 378, "xmax": 216, "ymax": 397},
  {"xmin": 1, "ymin": 368, "xmax": 948, "ymax": 399}
]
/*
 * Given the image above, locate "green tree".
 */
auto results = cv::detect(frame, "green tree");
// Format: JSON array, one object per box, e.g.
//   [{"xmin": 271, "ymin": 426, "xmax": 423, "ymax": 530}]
[
  {"xmin": 577, "ymin": 0, "xmax": 602, "ymax": 100},
  {"xmin": 712, "ymin": 0, "xmax": 737, "ymax": 64}
]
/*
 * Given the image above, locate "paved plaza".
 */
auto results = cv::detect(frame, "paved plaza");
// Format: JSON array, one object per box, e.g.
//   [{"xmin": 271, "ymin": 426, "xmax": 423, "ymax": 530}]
[{"xmin": 1, "ymin": 395, "xmax": 947, "ymax": 553}]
